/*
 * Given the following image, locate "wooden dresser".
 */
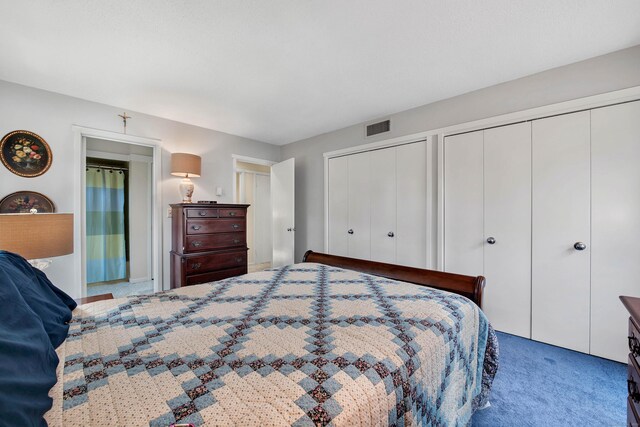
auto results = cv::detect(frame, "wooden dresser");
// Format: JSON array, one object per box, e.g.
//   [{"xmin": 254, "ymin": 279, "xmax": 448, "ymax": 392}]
[
  {"xmin": 621, "ymin": 296, "xmax": 640, "ymax": 426},
  {"xmin": 170, "ymin": 203, "xmax": 249, "ymax": 288}
]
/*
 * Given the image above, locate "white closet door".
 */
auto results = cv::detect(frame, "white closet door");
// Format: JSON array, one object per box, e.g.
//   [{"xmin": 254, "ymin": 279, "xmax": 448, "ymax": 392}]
[
  {"xmin": 483, "ymin": 123, "xmax": 532, "ymax": 338},
  {"xmin": 328, "ymin": 156, "xmax": 349, "ymax": 256},
  {"xmin": 591, "ymin": 100, "xmax": 640, "ymax": 362},
  {"xmin": 532, "ymin": 111, "xmax": 591, "ymax": 353},
  {"xmin": 370, "ymin": 147, "xmax": 396, "ymax": 264},
  {"xmin": 444, "ymin": 131, "xmax": 484, "ymax": 276},
  {"xmin": 396, "ymin": 141, "xmax": 427, "ymax": 268},
  {"xmin": 348, "ymin": 152, "xmax": 371, "ymax": 259}
]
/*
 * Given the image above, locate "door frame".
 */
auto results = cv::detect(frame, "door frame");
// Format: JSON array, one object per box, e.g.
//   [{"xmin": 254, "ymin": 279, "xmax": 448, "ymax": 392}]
[
  {"xmin": 231, "ymin": 154, "xmax": 276, "ymax": 204},
  {"xmin": 72, "ymin": 126, "xmax": 162, "ymax": 298}
]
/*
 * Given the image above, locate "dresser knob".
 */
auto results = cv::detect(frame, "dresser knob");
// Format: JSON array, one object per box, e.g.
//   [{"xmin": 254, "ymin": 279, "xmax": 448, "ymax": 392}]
[
  {"xmin": 235, "ymin": 257, "xmax": 243, "ymax": 263},
  {"xmin": 192, "ymin": 225, "xmax": 201, "ymax": 230},
  {"xmin": 233, "ymin": 239, "xmax": 240, "ymax": 244},
  {"xmin": 232, "ymin": 224, "xmax": 239, "ymax": 229},
  {"xmin": 199, "ymin": 211, "xmax": 207, "ymax": 216},
  {"xmin": 229, "ymin": 211, "xmax": 237, "ymax": 216},
  {"xmin": 191, "ymin": 262, "xmax": 201, "ymax": 270},
  {"xmin": 192, "ymin": 241, "xmax": 202, "ymax": 247}
]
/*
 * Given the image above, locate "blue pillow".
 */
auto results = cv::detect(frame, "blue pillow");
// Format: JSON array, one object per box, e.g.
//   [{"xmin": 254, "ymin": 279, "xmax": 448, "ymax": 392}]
[
  {"xmin": 0, "ymin": 251, "xmax": 74, "ymax": 348},
  {"xmin": 0, "ymin": 265, "xmax": 58, "ymax": 426}
]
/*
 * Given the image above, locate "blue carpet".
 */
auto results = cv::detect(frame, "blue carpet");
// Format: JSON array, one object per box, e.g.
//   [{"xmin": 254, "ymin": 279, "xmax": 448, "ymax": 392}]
[{"xmin": 472, "ymin": 332, "xmax": 627, "ymax": 426}]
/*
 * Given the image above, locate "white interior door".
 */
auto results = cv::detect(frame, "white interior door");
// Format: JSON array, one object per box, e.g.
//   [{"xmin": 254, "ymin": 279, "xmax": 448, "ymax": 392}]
[
  {"xmin": 347, "ymin": 152, "xmax": 371, "ymax": 259},
  {"xmin": 483, "ymin": 122, "xmax": 532, "ymax": 338},
  {"xmin": 444, "ymin": 131, "xmax": 484, "ymax": 276},
  {"xmin": 328, "ymin": 156, "xmax": 349, "ymax": 256},
  {"xmin": 532, "ymin": 111, "xmax": 591, "ymax": 353},
  {"xmin": 396, "ymin": 141, "xmax": 427, "ymax": 268},
  {"xmin": 370, "ymin": 147, "xmax": 396, "ymax": 264},
  {"xmin": 591, "ymin": 100, "xmax": 640, "ymax": 362},
  {"xmin": 271, "ymin": 158, "xmax": 295, "ymax": 267},
  {"xmin": 254, "ymin": 174, "xmax": 272, "ymax": 264}
]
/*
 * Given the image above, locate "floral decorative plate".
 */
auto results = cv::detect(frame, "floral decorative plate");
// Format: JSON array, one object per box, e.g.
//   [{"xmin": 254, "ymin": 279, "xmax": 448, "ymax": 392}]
[
  {"xmin": 0, "ymin": 191, "xmax": 55, "ymax": 213},
  {"xmin": 0, "ymin": 130, "xmax": 52, "ymax": 177}
]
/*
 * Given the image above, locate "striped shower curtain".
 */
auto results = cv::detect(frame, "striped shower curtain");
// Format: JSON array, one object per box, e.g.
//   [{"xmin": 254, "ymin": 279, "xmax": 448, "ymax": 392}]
[{"xmin": 86, "ymin": 167, "xmax": 126, "ymax": 283}]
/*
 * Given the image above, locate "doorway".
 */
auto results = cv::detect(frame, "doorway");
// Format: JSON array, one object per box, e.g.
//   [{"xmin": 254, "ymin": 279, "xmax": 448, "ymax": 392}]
[
  {"xmin": 72, "ymin": 126, "xmax": 162, "ymax": 299},
  {"xmin": 234, "ymin": 157, "xmax": 273, "ymax": 272},
  {"xmin": 84, "ymin": 138, "xmax": 153, "ymax": 297}
]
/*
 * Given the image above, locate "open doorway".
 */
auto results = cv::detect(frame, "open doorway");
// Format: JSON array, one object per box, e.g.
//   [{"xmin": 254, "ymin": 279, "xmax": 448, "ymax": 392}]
[
  {"xmin": 233, "ymin": 156, "xmax": 275, "ymax": 273},
  {"xmin": 84, "ymin": 138, "xmax": 154, "ymax": 297}
]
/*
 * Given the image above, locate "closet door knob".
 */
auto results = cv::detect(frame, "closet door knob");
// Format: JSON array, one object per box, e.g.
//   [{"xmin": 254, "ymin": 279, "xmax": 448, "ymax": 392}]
[
  {"xmin": 387, "ymin": 232, "xmax": 394, "ymax": 238},
  {"xmin": 486, "ymin": 237, "xmax": 496, "ymax": 245},
  {"xmin": 574, "ymin": 242, "xmax": 587, "ymax": 251},
  {"xmin": 348, "ymin": 229, "xmax": 354, "ymax": 235}
]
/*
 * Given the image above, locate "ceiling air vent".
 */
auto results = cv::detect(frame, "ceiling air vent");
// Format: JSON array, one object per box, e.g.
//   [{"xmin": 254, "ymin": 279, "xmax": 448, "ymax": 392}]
[{"xmin": 366, "ymin": 120, "xmax": 390, "ymax": 137}]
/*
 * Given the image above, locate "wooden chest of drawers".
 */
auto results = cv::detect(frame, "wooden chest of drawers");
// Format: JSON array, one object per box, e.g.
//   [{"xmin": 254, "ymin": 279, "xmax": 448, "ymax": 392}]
[
  {"xmin": 621, "ymin": 296, "xmax": 640, "ymax": 426},
  {"xmin": 170, "ymin": 203, "xmax": 249, "ymax": 288}
]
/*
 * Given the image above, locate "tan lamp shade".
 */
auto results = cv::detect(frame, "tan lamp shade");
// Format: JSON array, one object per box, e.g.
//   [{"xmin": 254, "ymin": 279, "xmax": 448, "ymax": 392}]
[
  {"xmin": 171, "ymin": 153, "xmax": 201, "ymax": 178},
  {"xmin": 0, "ymin": 213, "xmax": 74, "ymax": 259}
]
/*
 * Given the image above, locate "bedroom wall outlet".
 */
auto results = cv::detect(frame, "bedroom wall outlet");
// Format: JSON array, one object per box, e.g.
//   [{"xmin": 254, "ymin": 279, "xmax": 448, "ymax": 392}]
[{"xmin": 167, "ymin": 207, "xmax": 172, "ymax": 218}]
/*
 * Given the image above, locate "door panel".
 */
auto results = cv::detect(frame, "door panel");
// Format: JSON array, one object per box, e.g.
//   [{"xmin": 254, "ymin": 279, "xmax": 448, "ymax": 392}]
[
  {"xmin": 396, "ymin": 141, "xmax": 427, "ymax": 268},
  {"xmin": 591, "ymin": 100, "xmax": 640, "ymax": 362},
  {"xmin": 444, "ymin": 131, "xmax": 484, "ymax": 276},
  {"xmin": 271, "ymin": 158, "xmax": 295, "ymax": 267},
  {"xmin": 347, "ymin": 152, "xmax": 371, "ymax": 259},
  {"xmin": 328, "ymin": 156, "xmax": 349, "ymax": 256},
  {"xmin": 370, "ymin": 148, "xmax": 396, "ymax": 264},
  {"xmin": 484, "ymin": 122, "xmax": 532, "ymax": 338},
  {"xmin": 532, "ymin": 111, "xmax": 590, "ymax": 353}
]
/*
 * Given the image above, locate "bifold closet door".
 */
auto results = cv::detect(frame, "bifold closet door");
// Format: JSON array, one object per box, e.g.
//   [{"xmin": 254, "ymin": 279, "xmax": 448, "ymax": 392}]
[
  {"xmin": 328, "ymin": 156, "xmax": 349, "ymax": 257},
  {"xmin": 370, "ymin": 147, "xmax": 396, "ymax": 264},
  {"xmin": 532, "ymin": 111, "xmax": 591, "ymax": 353},
  {"xmin": 347, "ymin": 152, "xmax": 371, "ymax": 259},
  {"xmin": 483, "ymin": 123, "xmax": 532, "ymax": 338},
  {"xmin": 396, "ymin": 142, "xmax": 427, "ymax": 268},
  {"xmin": 444, "ymin": 131, "xmax": 484, "ymax": 276},
  {"xmin": 591, "ymin": 100, "xmax": 640, "ymax": 362}
]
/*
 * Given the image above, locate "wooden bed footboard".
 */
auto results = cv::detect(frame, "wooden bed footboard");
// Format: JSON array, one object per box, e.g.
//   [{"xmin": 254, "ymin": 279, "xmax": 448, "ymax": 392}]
[{"xmin": 302, "ymin": 250, "xmax": 485, "ymax": 309}]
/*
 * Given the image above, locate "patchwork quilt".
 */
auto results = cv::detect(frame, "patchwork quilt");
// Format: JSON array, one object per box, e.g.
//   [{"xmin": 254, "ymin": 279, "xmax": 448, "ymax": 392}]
[{"xmin": 46, "ymin": 263, "xmax": 498, "ymax": 427}]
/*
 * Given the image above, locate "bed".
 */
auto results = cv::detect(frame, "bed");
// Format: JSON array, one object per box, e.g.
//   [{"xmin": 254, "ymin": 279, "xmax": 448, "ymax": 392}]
[{"xmin": 0, "ymin": 250, "xmax": 498, "ymax": 426}]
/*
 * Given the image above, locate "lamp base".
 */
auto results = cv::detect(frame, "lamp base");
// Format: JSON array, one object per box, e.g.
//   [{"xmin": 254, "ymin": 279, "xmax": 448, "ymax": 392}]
[
  {"xmin": 28, "ymin": 258, "xmax": 52, "ymax": 270},
  {"xmin": 179, "ymin": 177, "xmax": 195, "ymax": 203}
]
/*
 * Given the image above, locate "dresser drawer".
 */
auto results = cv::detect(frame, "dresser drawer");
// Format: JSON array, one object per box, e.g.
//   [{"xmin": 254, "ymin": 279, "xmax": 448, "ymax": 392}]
[
  {"xmin": 629, "ymin": 395, "xmax": 640, "ymax": 427},
  {"xmin": 185, "ymin": 232, "xmax": 246, "ymax": 252},
  {"xmin": 629, "ymin": 355, "xmax": 640, "ymax": 420},
  {"xmin": 219, "ymin": 208, "xmax": 246, "ymax": 218},
  {"xmin": 185, "ymin": 250, "xmax": 247, "ymax": 274},
  {"xmin": 185, "ymin": 208, "xmax": 219, "ymax": 218},
  {"xmin": 187, "ymin": 219, "xmax": 245, "ymax": 234},
  {"xmin": 186, "ymin": 266, "xmax": 247, "ymax": 286},
  {"xmin": 630, "ymin": 318, "xmax": 640, "ymax": 366}
]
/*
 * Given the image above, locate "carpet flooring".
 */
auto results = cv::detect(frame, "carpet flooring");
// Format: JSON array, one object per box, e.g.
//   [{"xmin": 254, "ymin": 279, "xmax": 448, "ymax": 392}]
[{"xmin": 472, "ymin": 332, "xmax": 627, "ymax": 426}]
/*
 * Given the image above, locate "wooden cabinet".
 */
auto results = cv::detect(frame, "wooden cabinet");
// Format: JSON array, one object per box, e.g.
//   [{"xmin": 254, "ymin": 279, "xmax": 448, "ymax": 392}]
[
  {"xmin": 620, "ymin": 296, "xmax": 640, "ymax": 426},
  {"xmin": 170, "ymin": 203, "xmax": 249, "ymax": 288}
]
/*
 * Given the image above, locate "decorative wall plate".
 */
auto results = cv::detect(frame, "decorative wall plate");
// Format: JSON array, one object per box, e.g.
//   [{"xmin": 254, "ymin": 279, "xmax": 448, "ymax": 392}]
[
  {"xmin": 0, "ymin": 191, "xmax": 56, "ymax": 213},
  {"xmin": 0, "ymin": 130, "xmax": 52, "ymax": 177}
]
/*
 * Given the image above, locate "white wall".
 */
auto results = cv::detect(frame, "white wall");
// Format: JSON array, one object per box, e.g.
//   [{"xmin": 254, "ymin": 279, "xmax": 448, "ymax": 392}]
[
  {"xmin": 0, "ymin": 79, "xmax": 280, "ymax": 297},
  {"xmin": 281, "ymin": 44, "xmax": 640, "ymax": 262}
]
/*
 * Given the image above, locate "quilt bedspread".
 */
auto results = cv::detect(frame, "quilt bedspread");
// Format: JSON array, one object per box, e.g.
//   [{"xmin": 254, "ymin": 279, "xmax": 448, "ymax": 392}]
[{"xmin": 46, "ymin": 263, "xmax": 497, "ymax": 427}]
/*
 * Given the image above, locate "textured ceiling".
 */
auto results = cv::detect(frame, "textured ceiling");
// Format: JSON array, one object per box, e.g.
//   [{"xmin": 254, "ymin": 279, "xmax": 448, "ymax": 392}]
[{"xmin": 1, "ymin": 1, "xmax": 639, "ymax": 145}]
